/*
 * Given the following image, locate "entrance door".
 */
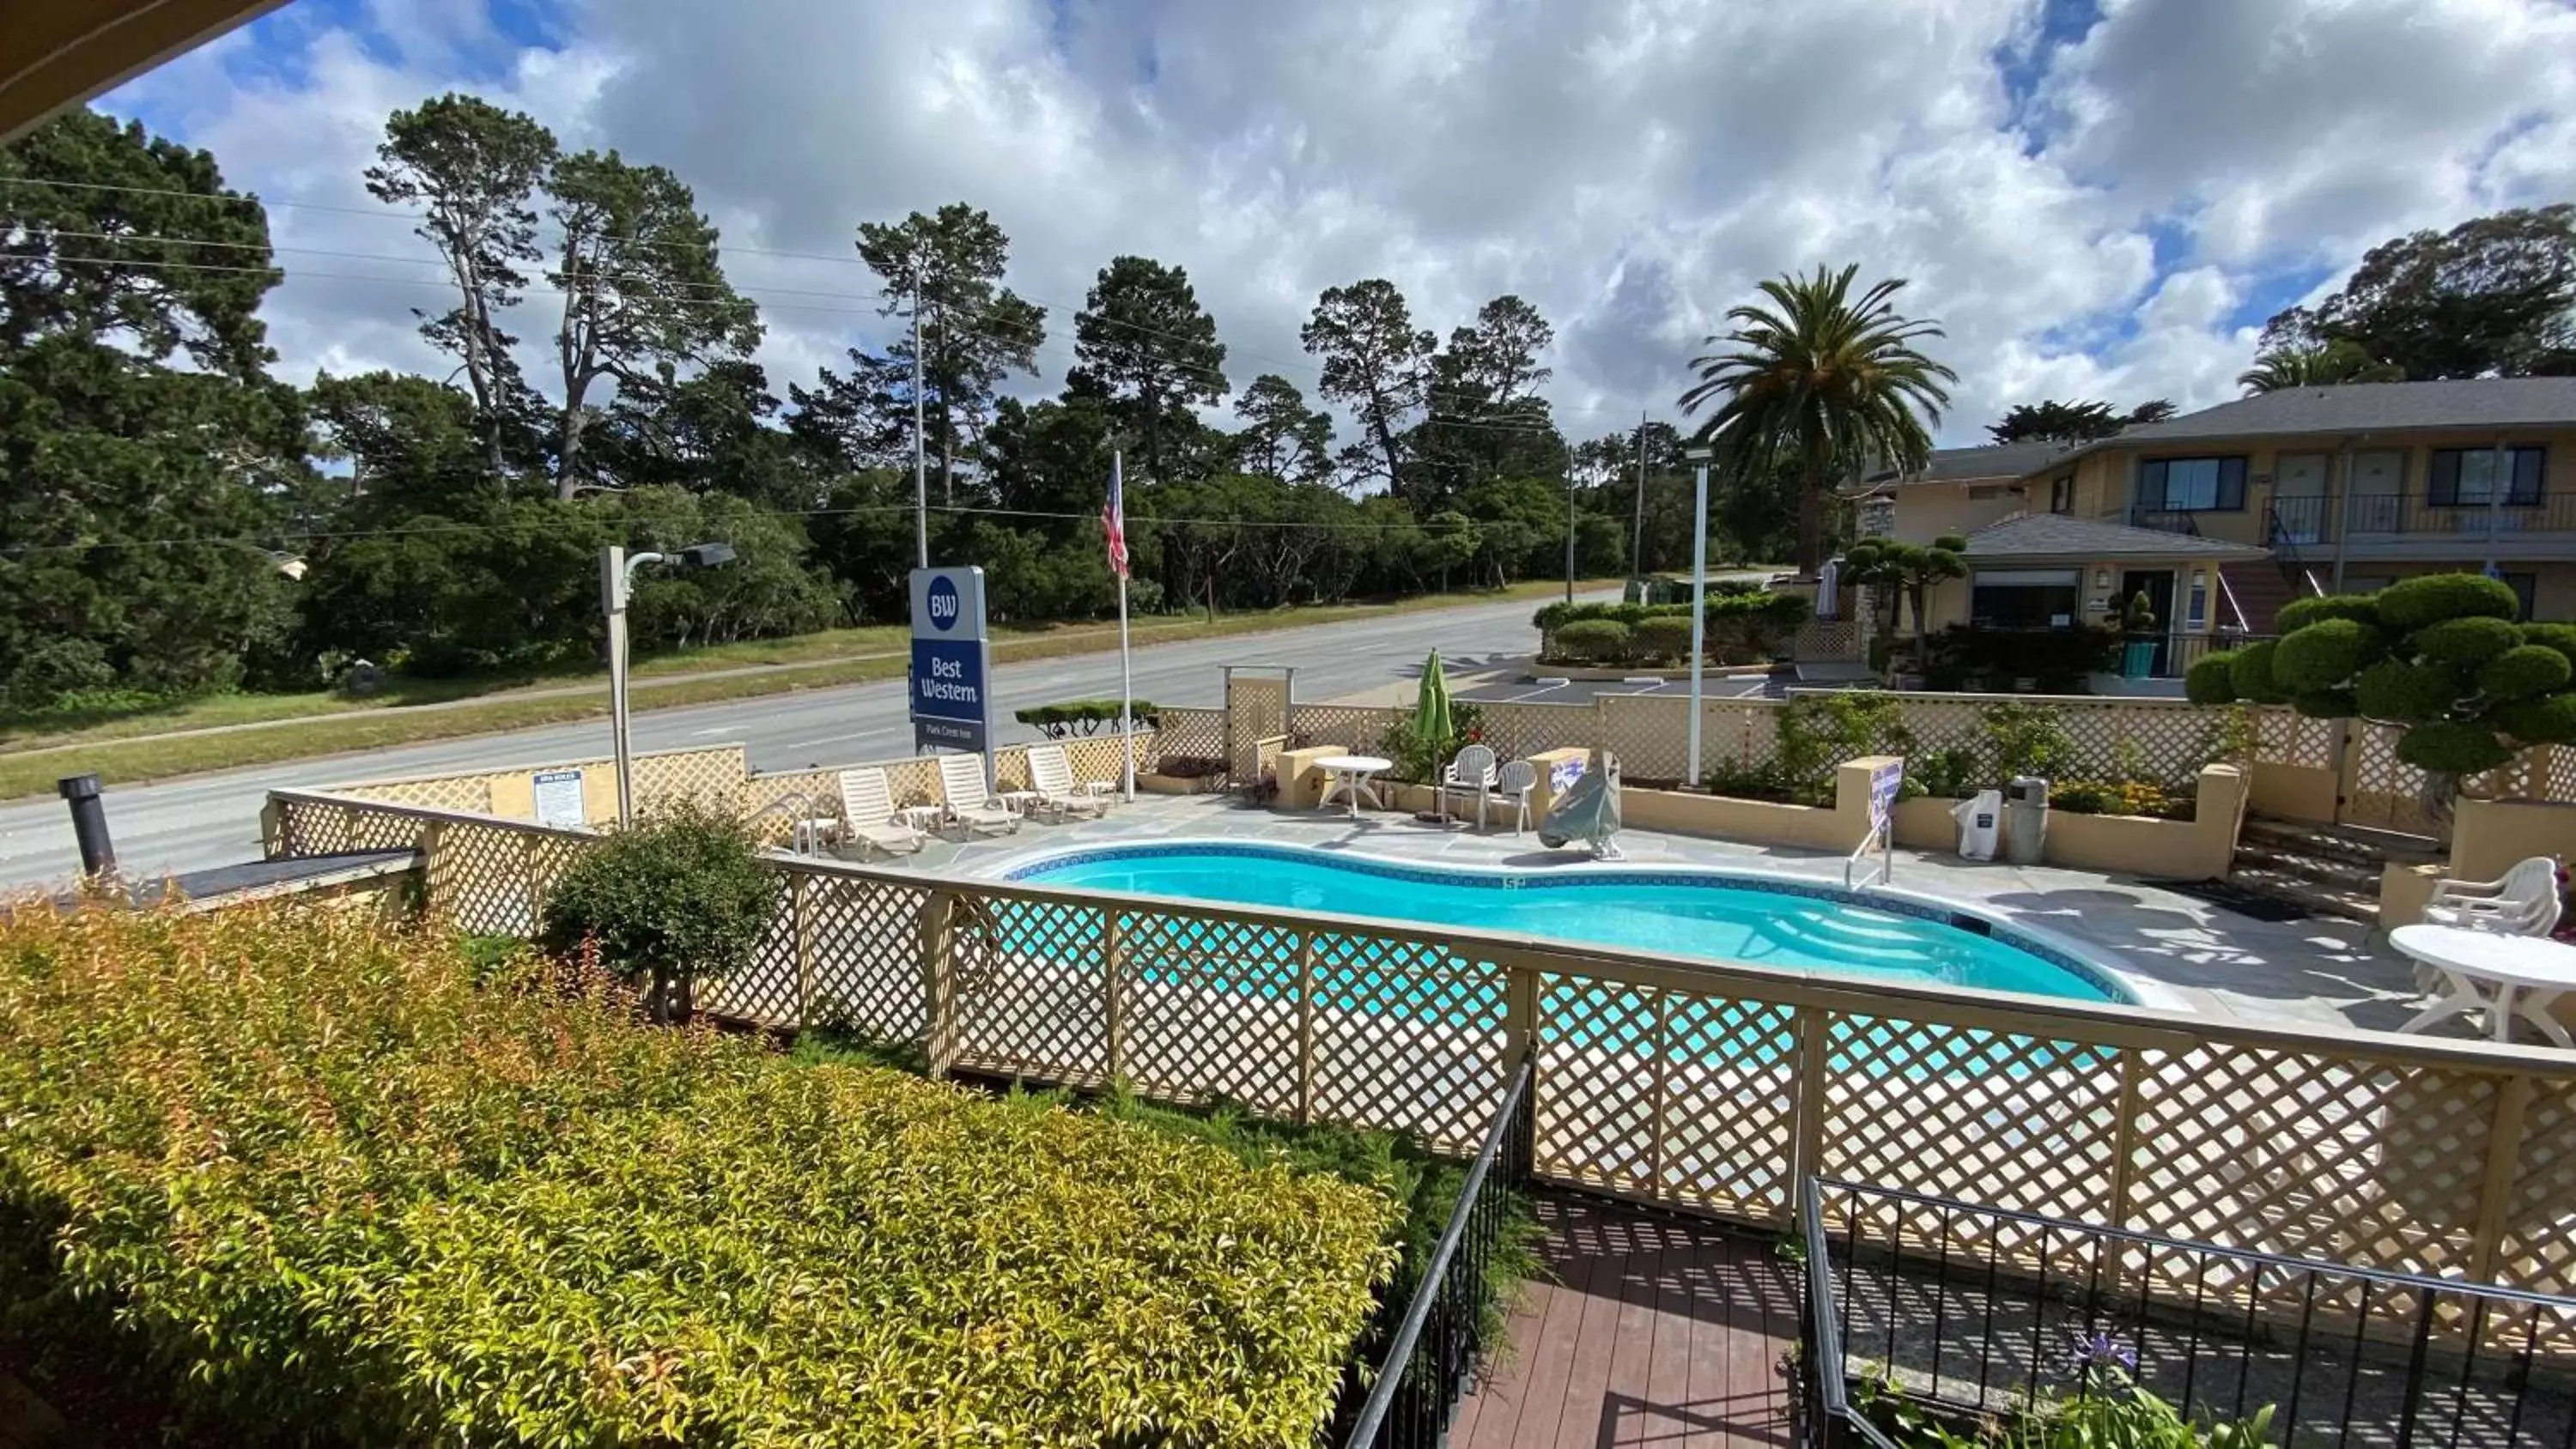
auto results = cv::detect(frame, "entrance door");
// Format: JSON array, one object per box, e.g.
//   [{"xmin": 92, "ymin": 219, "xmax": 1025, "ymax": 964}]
[
  {"xmin": 2121, "ymin": 569, "xmax": 2178, "ymax": 676},
  {"xmin": 2274, "ymin": 453, "xmax": 2330, "ymax": 544},
  {"xmin": 2347, "ymin": 450, "xmax": 2404, "ymax": 535}
]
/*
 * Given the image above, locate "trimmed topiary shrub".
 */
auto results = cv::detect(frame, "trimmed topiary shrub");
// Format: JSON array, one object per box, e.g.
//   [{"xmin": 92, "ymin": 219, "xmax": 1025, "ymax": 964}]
[
  {"xmin": 2186, "ymin": 651, "xmax": 2240, "ymax": 706},
  {"xmin": 2274, "ymin": 593, "xmax": 2381, "ymax": 634},
  {"xmin": 2272, "ymin": 618, "xmax": 2380, "ymax": 693},
  {"xmin": 2397, "ymin": 720, "xmax": 2519, "ymax": 775},
  {"xmin": 539, "ymin": 798, "xmax": 780, "ymax": 1023},
  {"xmin": 2355, "ymin": 658, "xmax": 2464, "ymax": 724},
  {"xmin": 2482, "ymin": 646, "xmax": 2573, "ymax": 701},
  {"xmin": 1631, "ymin": 614, "xmax": 1696, "ymax": 663},
  {"xmin": 2228, "ymin": 640, "xmax": 2289, "ymax": 705},
  {"xmin": 0, "ymin": 906, "xmax": 1400, "ymax": 1446},
  {"xmin": 2498, "ymin": 694, "xmax": 2576, "ymax": 746},
  {"xmin": 2376, "ymin": 572, "xmax": 2521, "ymax": 632},
  {"xmin": 2523, "ymin": 622, "xmax": 2576, "ymax": 671},
  {"xmin": 1014, "ymin": 698, "xmax": 1159, "ymax": 737},
  {"xmin": 1552, "ymin": 617, "xmax": 1633, "ymax": 664},
  {"xmin": 2409, "ymin": 615, "xmax": 2522, "ymax": 668}
]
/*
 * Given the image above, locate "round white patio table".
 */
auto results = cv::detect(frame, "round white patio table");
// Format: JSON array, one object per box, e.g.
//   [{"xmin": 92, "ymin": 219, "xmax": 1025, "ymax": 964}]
[
  {"xmin": 2391, "ymin": 925, "xmax": 2576, "ymax": 1049},
  {"xmin": 1314, "ymin": 755, "xmax": 1394, "ymax": 820}
]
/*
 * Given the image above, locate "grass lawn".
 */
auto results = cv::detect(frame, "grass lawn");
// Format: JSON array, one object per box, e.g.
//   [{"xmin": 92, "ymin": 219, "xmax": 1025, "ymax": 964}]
[{"xmin": 0, "ymin": 579, "xmax": 1624, "ymax": 800}]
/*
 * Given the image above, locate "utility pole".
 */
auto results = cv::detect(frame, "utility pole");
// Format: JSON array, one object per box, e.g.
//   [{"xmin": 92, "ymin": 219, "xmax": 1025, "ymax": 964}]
[
  {"xmin": 1564, "ymin": 452, "xmax": 1578, "ymax": 605},
  {"xmin": 911, "ymin": 262, "xmax": 929, "ymax": 569},
  {"xmin": 1630, "ymin": 409, "xmax": 1648, "ymax": 582}
]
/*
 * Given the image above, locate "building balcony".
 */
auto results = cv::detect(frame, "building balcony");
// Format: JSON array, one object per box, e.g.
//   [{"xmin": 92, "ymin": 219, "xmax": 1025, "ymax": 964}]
[{"xmin": 2123, "ymin": 494, "xmax": 2576, "ymax": 561}]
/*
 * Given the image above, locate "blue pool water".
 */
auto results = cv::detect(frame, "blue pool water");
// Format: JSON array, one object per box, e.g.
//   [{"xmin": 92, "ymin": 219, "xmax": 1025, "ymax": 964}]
[{"xmin": 1008, "ymin": 843, "xmax": 2128, "ymax": 1004}]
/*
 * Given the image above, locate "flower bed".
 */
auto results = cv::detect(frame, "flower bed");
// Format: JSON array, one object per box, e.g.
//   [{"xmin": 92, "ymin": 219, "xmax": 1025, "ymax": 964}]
[{"xmin": 0, "ymin": 906, "xmax": 1400, "ymax": 1446}]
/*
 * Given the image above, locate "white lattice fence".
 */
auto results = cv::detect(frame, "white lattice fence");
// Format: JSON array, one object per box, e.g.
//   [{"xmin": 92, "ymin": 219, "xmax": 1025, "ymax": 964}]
[
  {"xmin": 1600, "ymin": 694, "xmax": 1690, "ymax": 783},
  {"xmin": 1473, "ymin": 701, "xmax": 1596, "ymax": 762},
  {"xmin": 1289, "ymin": 704, "xmax": 1407, "ymax": 752},
  {"xmin": 1152, "ymin": 706, "xmax": 1226, "ymax": 765}
]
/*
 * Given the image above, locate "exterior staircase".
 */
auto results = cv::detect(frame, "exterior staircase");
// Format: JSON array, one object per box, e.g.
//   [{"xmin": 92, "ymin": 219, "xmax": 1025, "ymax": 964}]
[
  {"xmin": 2228, "ymin": 815, "xmax": 2445, "ymax": 925},
  {"xmin": 2217, "ymin": 561, "xmax": 2304, "ymax": 634}
]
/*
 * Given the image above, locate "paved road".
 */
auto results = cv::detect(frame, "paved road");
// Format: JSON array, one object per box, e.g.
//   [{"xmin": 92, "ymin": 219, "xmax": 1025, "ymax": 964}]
[{"xmin": 0, "ymin": 590, "xmax": 1634, "ymax": 888}]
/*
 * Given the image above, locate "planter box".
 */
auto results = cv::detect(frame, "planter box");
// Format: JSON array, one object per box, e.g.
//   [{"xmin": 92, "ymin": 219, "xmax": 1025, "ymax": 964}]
[
  {"xmin": 1896, "ymin": 766, "xmax": 2245, "ymax": 879},
  {"xmin": 1620, "ymin": 756, "xmax": 1898, "ymax": 853},
  {"xmin": 1137, "ymin": 772, "xmax": 1225, "ymax": 796}
]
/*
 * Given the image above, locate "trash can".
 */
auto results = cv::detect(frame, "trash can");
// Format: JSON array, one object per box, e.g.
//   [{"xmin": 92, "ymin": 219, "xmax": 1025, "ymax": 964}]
[
  {"xmin": 2004, "ymin": 775, "xmax": 2050, "ymax": 865},
  {"xmin": 1951, "ymin": 789, "xmax": 2002, "ymax": 862}
]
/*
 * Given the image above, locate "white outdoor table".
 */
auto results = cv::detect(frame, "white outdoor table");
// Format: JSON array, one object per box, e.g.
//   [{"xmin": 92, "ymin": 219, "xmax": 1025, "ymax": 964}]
[
  {"xmin": 2392, "ymin": 925, "xmax": 2576, "ymax": 1048},
  {"xmin": 1314, "ymin": 755, "xmax": 1394, "ymax": 820}
]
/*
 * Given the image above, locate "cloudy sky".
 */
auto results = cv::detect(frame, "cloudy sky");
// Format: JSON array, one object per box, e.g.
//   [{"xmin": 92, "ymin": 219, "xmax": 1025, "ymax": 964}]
[{"xmin": 100, "ymin": 0, "xmax": 2576, "ymax": 449}]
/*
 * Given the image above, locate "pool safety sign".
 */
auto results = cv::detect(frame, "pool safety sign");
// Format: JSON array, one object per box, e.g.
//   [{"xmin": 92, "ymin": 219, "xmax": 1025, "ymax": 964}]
[
  {"xmin": 1868, "ymin": 760, "xmax": 1905, "ymax": 838},
  {"xmin": 909, "ymin": 566, "xmax": 992, "ymax": 753}
]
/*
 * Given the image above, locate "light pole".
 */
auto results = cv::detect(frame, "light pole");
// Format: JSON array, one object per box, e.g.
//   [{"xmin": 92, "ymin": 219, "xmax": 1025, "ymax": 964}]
[
  {"xmin": 911, "ymin": 260, "xmax": 930, "ymax": 569},
  {"xmin": 1683, "ymin": 445, "xmax": 1714, "ymax": 790},
  {"xmin": 602, "ymin": 542, "xmax": 738, "ymax": 826},
  {"xmin": 1564, "ymin": 451, "xmax": 1578, "ymax": 606}
]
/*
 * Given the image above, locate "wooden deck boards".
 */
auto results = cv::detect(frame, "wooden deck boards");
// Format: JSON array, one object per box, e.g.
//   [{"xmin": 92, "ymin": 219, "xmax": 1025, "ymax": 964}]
[{"xmin": 1454, "ymin": 1194, "xmax": 1797, "ymax": 1447}]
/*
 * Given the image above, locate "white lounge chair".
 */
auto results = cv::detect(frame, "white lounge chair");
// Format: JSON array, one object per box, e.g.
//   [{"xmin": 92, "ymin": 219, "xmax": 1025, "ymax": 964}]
[
  {"xmin": 796, "ymin": 767, "xmax": 928, "ymax": 860},
  {"xmin": 2425, "ymin": 857, "xmax": 2563, "ymax": 937},
  {"xmin": 1025, "ymin": 743, "xmax": 1110, "ymax": 820},
  {"xmin": 1492, "ymin": 759, "xmax": 1537, "ymax": 835},
  {"xmin": 934, "ymin": 752, "xmax": 1021, "ymax": 838},
  {"xmin": 1441, "ymin": 743, "xmax": 1499, "ymax": 829}
]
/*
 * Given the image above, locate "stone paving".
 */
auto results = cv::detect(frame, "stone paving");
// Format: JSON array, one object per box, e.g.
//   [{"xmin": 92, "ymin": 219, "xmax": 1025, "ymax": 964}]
[{"xmin": 854, "ymin": 788, "xmax": 2439, "ymax": 1038}]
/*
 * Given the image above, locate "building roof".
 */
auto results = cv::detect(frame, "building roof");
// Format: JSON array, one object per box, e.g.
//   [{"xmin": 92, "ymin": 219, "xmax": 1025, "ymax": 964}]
[
  {"xmin": 1959, "ymin": 513, "xmax": 2270, "ymax": 565},
  {"xmin": 2093, "ymin": 377, "xmax": 2576, "ymax": 449},
  {"xmin": 1858, "ymin": 439, "xmax": 2075, "ymax": 493}
]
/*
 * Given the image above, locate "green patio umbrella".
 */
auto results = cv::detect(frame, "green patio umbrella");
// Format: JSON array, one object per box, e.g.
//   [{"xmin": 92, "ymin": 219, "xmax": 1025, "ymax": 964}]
[{"xmin": 1413, "ymin": 649, "xmax": 1455, "ymax": 767}]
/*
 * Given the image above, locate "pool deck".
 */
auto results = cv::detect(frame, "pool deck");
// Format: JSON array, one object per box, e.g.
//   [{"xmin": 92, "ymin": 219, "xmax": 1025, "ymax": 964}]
[{"xmin": 872, "ymin": 791, "xmax": 2435, "ymax": 1038}]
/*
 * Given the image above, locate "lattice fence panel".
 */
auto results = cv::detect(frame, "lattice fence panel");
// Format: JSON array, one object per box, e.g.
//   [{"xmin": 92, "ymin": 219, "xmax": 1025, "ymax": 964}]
[
  {"xmin": 633, "ymin": 746, "xmax": 747, "ymax": 816},
  {"xmin": 881, "ymin": 757, "xmax": 942, "ymax": 811},
  {"xmin": 1474, "ymin": 702, "xmax": 1596, "ymax": 763},
  {"xmin": 1153, "ymin": 706, "xmax": 1226, "ymax": 765},
  {"xmin": 1255, "ymin": 735, "xmax": 1285, "ymax": 784},
  {"xmin": 743, "ymin": 768, "xmax": 837, "ymax": 845},
  {"xmin": 2493, "ymin": 1078, "xmax": 2576, "ymax": 1304},
  {"xmin": 1115, "ymin": 913, "xmax": 1301, "ymax": 1119},
  {"xmin": 799, "ymin": 874, "xmax": 931, "ymax": 1041},
  {"xmin": 1889, "ymin": 696, "xmax": 1985, "ymax": 765},
  {"xmin": 2255, "ymin": 707, "xmax": 2338, "ymax": 769},
  {"xmin": 1820, "ymin": 1013, "xmax": 2126, "ymax": 1269},
  {"xmin": 1060, "ymin": 731, "xmax": 1156, "ymax": 786},
  {"xmin": 991, "ymin": 744, "xmax": 1036, "ymax": 793},
  {"xmin": 1795, "ymin": 618, "xmax": 1862, "ymax": 663},
  {"xmin": 271, "ymin": 797, "xmax": 428, "ymax": 857},
  {"xmin": 1533, "ymin": 974, "xmax": 1662, "ymax": 1197},
  {"xmin": 1289, "ymin": 704, "xmax": 1406, "ymax": 752},
  {"xmin": 426, "ymin": 822, "xmax": 542, "ymax": 937},
  {"xmin": 340, "ymin": 774, "xmax": 496, "ymax": 813},
  {"xmin": 2543, "ymin": 746, "xmax": 2576, "ymax": 806},
  {"xmin": 1308, "ymin": 934, "xmax": 1505, "ymax": 1156},
  {"xmin": 1600, "ymin": 694, "xmax": 1689, "ymax": 783},
  {"xmin": 2123, "ymin": 1046, "xmax": 2497, "ymax": 1332},
  {"xmin": 1698, "ymin": 701, "xmax": 1781, "ymax": 773},
  {"xmin": 704, "ymin": 875, "xmax": 808, "ymax": 1026},
  {"xmin": 1652, "ymin": 992, "xmax": 1800, "ymax": 1220},
  {"xmin": 956, "ymin": 895, "xmax": 1111, "ymax": 1085},
  {"xmin": 521, "ymin": 830, "xmax": 592, "ymax": 928}
]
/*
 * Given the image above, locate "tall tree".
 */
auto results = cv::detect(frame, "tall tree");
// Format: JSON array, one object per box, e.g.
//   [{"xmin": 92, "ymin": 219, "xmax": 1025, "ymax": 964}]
[
  {"xmin": 546, "ymin": 150, "xmax": 762, "ymax": 497},
  {"xmin": 854, "ymin": 203, "xmax": 1046, "ymax": 503},
  {"xmin": 1416, "ymin": 293, "xmax": 1563, "ymax": 497},
  {"xmin": 1680, "ymin": 264, "xmax": 1954, "ymax": 575},
  {"xmin": 0, "ymin": 111, "xmax": 306, "ymax": 705},
  {"xmin": 1230, "ymin": 373, "xmax": 1334, "ymax": 482},
  {"xmin": 2267, "ymin": 205, "xmax": 2576, "ymax": 381},
  {"xmin": 1068, "ymin": 255, "xmax": 1224, "ymax": 481},
  {"xmin": 1302, "ymin": 278, "xmax": 1434, "ymax": 493},
  {"xmin": 2237, "ymin": 337, "xmax": 2404, "ymax": 394},
  {"xmin": 363, "ymin": 94, "xmax": 556, "ymax": 472},
  {"xmin": 2125, "ymin": 398, "xmax": 2178, "ymax": 427},
  {"xmin": 1986, "ymin": 398, "xmax": 2119, "ymax": 445}
]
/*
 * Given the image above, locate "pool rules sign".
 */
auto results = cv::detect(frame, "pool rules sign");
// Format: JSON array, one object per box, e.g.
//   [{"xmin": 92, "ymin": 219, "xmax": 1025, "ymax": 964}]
[{"xmin": 909, "ymin": 567, "xmax": 992, "ymax": 753}]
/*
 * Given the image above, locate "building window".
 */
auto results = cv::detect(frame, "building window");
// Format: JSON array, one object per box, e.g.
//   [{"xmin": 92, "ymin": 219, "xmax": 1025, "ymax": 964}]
[
  {"xmin": 2187, "ymin": 572, "xmax": 2208, "ymax": 630},
  {"xmin": 2500, "ymin": 572, "xmax": 2538, "ymax": 621},
  {"xmin": 2428, "ymin": 446, "xmax": 2544, "ymax": 506},
  {"xmin": 2050, "ymin": 475, "xmax": 2074, "ymax": 514},
  {"xmin": 1967, "ymin": 483, "xmax": 2010, "ymax": 500},
  {"xmin": 1970, "ymin": 568, "xmax": 2081, "ymax": 628},
  {"xmin": 2139, "ymin": 456, "xmax": 2249, "ymax": 512}
]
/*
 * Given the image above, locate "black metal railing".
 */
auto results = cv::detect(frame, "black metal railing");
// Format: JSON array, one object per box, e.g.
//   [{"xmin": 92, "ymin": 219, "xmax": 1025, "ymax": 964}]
[
  {"xmin": 2129, "ymin": 508, "xmax": 2206, "ymax": 537},
  {"xmin": 2345, "ymin": 490, "xmax": 2576, "ymax": 538},
  {"xmin": 1337, "ymin": 1050, "xmax": 1535, "ymax": 1449},
  {"xmin": 1800, "ymin": 1177, "xmax": 2576, "ymax": 1448}
]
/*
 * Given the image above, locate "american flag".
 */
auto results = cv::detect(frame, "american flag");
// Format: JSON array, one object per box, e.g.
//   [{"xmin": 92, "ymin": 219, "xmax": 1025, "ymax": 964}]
[{"xmin": 1102, "ymin": 452, "xmax": 1130, "ymax": 579}]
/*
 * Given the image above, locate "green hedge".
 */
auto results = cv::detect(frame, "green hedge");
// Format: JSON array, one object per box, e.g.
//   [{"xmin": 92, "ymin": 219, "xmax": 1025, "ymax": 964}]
[
  {"xmin": 1536, "ymin": 593, "xmax": 1807, "ymax": 664},
  {"xmin": 1013, "ymin": 698, "xmax": 1160, "ymax": 737},
  {"xmin": 0, "ymin": 906, "xmax": 1400, "ymax": 1446}
]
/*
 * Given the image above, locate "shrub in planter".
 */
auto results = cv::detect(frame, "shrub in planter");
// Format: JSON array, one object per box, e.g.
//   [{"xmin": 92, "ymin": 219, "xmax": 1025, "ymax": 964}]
[
  {"xmin": 539, "ymin": 798, "xmax": 779, "ymax": 1023},
  {"xmin": 1552, "ymin": 618, "xmax": 1633, "ymax": 664},
  {"xmin": 1013, "ymin": 698, "xmax": 1159, "ymax": 737},
  {"xmin": 1631, "ymin": 614, "xmax": 1696, "ymax": 663},
  {"xmin": 1775, "ymin": 690, "xmax": 1913, "ymax": 801}
]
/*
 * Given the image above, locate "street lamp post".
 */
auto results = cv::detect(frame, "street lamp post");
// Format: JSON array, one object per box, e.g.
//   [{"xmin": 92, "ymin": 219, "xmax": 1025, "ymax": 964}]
[
  {"xmin": 1564, "ymin": 457, "xmax": 1578, "ymax": 606},
  {"xmin": 602, "ymin": 542, "xmax": 738, "ymax": 826},
  {"xmin": 1683, "ymin": 445, "xmax": 1715, "ymax": 790}
]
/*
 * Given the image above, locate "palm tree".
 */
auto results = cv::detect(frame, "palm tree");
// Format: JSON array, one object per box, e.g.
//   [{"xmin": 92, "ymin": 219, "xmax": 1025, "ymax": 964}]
[
  {"xmin": 2237, "ymin": 339, "xmax": 2402, "ymax": 394},
  {"xmin": 1680, "ymin": 265, "xmax": 1955, "ymax": 575}
]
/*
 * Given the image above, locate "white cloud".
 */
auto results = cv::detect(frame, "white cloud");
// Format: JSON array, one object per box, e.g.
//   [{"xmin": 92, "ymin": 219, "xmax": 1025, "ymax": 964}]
[{"xmin": 94, "ymin": 0, "xmax": 2576, "ymax": 449}]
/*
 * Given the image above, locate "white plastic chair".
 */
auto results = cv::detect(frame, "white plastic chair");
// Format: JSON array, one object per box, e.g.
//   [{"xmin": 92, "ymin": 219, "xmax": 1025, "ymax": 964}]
[
  {"xmin": 2425, "ymin": 857, "xmax": 2563, "ymax": 937},
  {"xmin": 794, "ymin": 767, "xmax": 928, "ymax": 860},
  {"xmin": 933, "ymin": 753, "xmax": 1021, "ymax": 838},
  {"xmin": 1025, "ymin": 743, "xmax": 1109, "ymax": 821},
  {"xmin": 1442, "ymin": 743, "xmax": 1498, "ymax": 828},
  {"xmin": 1492, "ymin": 759, "xmax": 1537, "ymax": 835}
]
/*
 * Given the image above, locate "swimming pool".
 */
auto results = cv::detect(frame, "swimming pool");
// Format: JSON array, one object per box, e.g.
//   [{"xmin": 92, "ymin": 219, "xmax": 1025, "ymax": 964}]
[{"xmin": 1004, "ymin": 841, "xmax": 2136, "ymax": 1005}]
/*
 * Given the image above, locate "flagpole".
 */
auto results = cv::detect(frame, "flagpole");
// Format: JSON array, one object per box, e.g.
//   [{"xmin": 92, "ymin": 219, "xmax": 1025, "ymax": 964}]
[{"xmin": 1115, "ymin": 450, "xmax": 1136, "ymax": 803}]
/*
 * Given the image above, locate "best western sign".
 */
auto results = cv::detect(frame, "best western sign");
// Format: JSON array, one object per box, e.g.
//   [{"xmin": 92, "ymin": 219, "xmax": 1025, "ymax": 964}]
[{"xmin": 909, "ymin": 567, "xmax": 992, "ymax": 753}]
